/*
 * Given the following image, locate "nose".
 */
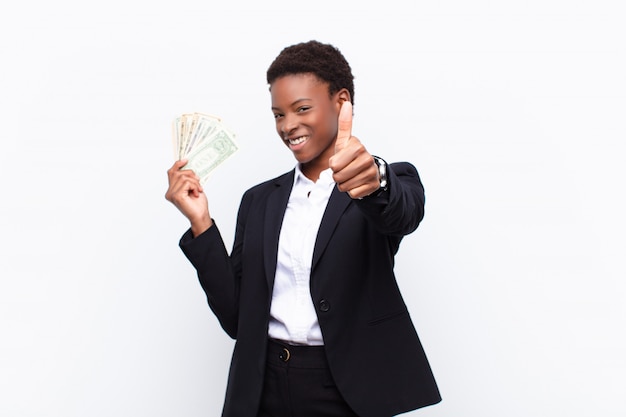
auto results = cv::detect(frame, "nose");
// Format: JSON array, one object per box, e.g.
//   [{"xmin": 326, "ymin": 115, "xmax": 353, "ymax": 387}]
[{"xmin": 280, "ymin": 113, "xmax": 298, "ymax": 137}]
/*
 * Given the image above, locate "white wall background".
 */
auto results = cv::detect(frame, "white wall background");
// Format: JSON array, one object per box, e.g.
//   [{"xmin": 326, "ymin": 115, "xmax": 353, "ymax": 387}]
[{"xmin": 1, "ymin": 1, "xmax": 625, "ymax": 416}]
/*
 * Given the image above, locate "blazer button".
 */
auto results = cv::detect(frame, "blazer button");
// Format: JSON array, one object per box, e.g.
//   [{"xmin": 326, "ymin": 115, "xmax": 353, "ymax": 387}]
[{"xmin": 319, "ymin": 299, "xmax": 330, "ymax": 312}]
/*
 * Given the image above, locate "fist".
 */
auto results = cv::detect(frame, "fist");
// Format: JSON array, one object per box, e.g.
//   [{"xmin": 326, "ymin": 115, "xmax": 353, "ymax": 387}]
[{"xmin": 330, "ymin": 101, "xmax": 381, "ymax": 199}]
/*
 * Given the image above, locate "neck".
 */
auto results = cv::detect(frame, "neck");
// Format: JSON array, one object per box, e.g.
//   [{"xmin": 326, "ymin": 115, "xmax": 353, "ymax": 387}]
[{"xmin": 300, "ymin": 162, "xmax": 327, "ymax": 183}]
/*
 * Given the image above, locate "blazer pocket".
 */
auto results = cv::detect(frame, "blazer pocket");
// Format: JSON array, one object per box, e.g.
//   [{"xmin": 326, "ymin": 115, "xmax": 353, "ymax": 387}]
[{"xmin": 367, "ymin": 309, "xmax": 409, "ymax": 326}]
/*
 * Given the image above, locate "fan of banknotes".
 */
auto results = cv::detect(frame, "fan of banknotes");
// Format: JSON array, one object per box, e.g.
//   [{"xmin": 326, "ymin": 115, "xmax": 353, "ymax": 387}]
[{"xmin": 171, "ymin": 112, "xmax": 239, "ymax": 184}]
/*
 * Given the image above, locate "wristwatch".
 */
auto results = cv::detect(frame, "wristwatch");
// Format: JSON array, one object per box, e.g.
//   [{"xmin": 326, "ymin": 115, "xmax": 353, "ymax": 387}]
[{"xmin": 372, "ymin": 155, "xmax": 388, "ymax": 195}]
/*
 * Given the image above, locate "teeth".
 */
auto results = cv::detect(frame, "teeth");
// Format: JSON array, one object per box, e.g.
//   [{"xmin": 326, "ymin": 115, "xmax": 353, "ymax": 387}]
[{"xmin": 288, "ymin": 136, "xmax": 308, "ymax": 145}]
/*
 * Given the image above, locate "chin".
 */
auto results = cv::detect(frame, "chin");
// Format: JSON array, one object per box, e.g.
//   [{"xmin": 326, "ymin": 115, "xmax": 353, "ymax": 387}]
[{"xmin": 290, "ymin": 151, "xmax": 310, "ymax": 164}]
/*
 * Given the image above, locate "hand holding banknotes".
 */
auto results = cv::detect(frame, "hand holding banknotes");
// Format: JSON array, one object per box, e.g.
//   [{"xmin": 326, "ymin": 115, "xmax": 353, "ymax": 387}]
[
  {"xmin": 166, "ymin": 159, "xmax": 212, "ymax": 237},
  {"xmin": 165, "ymin": 112, "xmax": 239, "ymax": 237}
]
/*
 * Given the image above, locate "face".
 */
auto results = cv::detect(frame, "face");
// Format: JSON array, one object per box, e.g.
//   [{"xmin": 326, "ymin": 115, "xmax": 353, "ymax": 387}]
[{"xmin": 270, "ymin": 73, "xmax": 346, "ymax": 177}]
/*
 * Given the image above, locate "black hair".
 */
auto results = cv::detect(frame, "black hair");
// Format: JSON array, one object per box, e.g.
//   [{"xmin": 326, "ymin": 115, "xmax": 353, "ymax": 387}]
[{"xmin": 266, "ymin": 40, "xmax": 355, "ymax": 104}]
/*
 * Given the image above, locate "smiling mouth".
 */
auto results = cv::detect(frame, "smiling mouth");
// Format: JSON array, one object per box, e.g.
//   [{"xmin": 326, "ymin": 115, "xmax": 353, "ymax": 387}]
[{"xmin": 286, "ymin": 136, "xmax": 309, "ymax": 146}]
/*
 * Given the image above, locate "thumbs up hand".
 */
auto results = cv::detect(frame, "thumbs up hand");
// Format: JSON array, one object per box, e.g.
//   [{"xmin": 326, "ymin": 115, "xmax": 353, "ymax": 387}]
[{"xmin": 330, "ymin": 101, "xmax": 381, "ymax": 199}]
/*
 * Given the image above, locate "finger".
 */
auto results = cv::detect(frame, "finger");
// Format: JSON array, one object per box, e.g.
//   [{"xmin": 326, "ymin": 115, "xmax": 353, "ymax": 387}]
[
  {"xmin": 166, "ymin": 168, "xmax": 202, "ymax": 201},
  {"xmin": 334, "ymin": 101, "xmax": 353, "ymax": 153},
  {"xmin": 335, "ymin": 163, "xmax": 378, "ymax": 194},
  {"xmin": 168, "ymin": 160, "xmax": 201, "ymax": 183},
  {"xmin": 169, "ymin": 158, "xmax": 188, "ymax": 172},
  {"xmin": 177, "ymin": 172, "xmax": 203, "ymax": 197},
  {"xmin": 335, "ymin": 164, "xmax": 377, "ymax": 187},
  {"xmin": 169, "ymin": 176, "xmax": 202, "ymax": 203},
  {"xmin": 347, "ymin": 183, "xmax": 379, "ymax": 200},
  {"xmin": 331, "ymin": 140, "xmax": 374, "ymax": 180}
]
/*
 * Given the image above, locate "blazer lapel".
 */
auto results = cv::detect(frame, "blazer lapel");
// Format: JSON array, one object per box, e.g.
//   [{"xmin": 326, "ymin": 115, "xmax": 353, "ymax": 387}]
[
  {"xmin": 263, "ymin": 170, "xmax": 294, "ymax": 289},
  {"xmin": 311, "ymin": 187, "xmax": 352, "ymax": 271}
]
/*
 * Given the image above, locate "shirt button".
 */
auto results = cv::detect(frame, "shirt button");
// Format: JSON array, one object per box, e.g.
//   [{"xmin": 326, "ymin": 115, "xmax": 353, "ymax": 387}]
[{"xmin": 319, "ymin": 299, "xmax": 330, "ymax": 312}]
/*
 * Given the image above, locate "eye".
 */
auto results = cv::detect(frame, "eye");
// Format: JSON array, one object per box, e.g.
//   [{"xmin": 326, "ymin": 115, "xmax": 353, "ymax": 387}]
[
  {"xmin": 297, "ymin": 106, "xmax": 311, "ymax": 113},
  {"xmin": 273, "ymin": 112, "xmax": 283, "ymax": 120}
]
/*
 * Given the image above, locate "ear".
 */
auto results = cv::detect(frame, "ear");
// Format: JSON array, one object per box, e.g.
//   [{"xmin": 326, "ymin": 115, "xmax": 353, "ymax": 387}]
[{"xmin": 335, "ymin": 88, "xmax": 352, "ymax": 111}]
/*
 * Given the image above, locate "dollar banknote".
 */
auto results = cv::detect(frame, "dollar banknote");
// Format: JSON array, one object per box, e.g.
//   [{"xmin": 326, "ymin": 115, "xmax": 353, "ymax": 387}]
[{"xmin": 172, "ymin": 112, "xmax": 239, "ymax": 183}]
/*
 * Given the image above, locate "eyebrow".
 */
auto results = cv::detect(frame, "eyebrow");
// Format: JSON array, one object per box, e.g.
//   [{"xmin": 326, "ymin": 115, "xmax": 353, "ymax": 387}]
[{"xmin": 271, "ymin": 98, "xmax": 311, "ymax": 111}]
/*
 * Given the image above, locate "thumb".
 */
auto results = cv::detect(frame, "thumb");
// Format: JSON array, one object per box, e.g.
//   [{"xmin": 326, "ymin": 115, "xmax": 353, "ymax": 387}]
[{"xmin": 334, "ymin": 101, "xmax": 353, "ymax": 153}]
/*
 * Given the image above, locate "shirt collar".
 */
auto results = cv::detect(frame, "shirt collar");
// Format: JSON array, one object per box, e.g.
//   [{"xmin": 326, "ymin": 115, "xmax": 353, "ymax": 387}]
[{"xmin": 294, "ymin": 164, "xmax": 335, "ymax": 187}]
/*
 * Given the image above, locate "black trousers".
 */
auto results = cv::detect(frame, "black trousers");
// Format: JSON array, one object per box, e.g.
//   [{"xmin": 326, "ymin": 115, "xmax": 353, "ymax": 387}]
[{"xmin": 257, "ymin": 339, "xmax": 359, "ymax": 417}]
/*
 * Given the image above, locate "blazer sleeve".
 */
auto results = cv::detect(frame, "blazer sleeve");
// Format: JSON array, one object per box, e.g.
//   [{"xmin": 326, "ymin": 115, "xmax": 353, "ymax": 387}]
[
  {"xmin": 355, "ymin": 161, "xmax": 425, "ymax": 236},
  {"xmin": 178, "ymin": 190, "xmax": 254, "ymax": 339},
  {"xmin": 178, "ymin": 224, "xmax": 239, "ymax": 338}
]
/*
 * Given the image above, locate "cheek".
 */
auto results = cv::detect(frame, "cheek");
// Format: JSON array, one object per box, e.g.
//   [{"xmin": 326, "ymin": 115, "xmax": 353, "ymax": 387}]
[{"xmin": 324, "ymin": 115, "xmax": 339, "ymax": 138}]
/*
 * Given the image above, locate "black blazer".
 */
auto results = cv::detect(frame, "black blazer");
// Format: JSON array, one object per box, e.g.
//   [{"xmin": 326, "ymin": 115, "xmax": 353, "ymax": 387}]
[{"xmin": 180, "ymin": 162, "xmax": 441, "ymax": 417}]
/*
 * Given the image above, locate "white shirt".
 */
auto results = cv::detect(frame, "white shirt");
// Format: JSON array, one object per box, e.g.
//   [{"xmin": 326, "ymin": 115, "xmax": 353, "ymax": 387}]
[{"xmin": 267, "ymin": 165, "xmax": 336, "ymax": 346}]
